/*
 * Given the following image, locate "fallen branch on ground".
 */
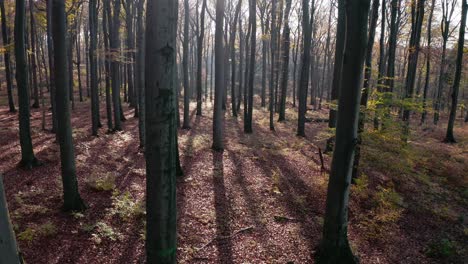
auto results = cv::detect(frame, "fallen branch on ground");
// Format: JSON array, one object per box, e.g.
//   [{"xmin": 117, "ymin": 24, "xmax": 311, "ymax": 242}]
[{"xmin": 196, "ymin": 226, "xmax": 255, "ymax": 251}]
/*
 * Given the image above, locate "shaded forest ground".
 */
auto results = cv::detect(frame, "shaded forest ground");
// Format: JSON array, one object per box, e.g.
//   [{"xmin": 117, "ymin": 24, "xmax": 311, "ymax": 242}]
[{"xmin": 0, "ymin": 94, "xmax": 467, "ymax": 263}]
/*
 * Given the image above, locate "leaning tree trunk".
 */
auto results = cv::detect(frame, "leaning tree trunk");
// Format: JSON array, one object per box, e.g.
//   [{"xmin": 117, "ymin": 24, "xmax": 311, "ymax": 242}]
[
  {"xmin": 297, "ymin": 0, "xmax": 312, "ymax": 137},
  {"xmin": 15, "ymin": 0, "xmax": 39, "ymax": 169},
  {"xmin": 0, "ymin": 175, "xmax": 23, "ymax": 264},
  {"xmin": 0, "ymin": 0, "xmax": 15, "ymax": 112},
  {"xmin": 317, "ymin": 0, "xmax": 370, "ymax": 263},
  {"xmin": 212, "ymin": 0, "xmax": 225, "ymax": 151},
  {"xmin": 52, "ymin": 0, "xmax": 86, "ymax": 212},
  {"xmin": 444, "ymin": 0, "xmax": 467, "ymax": 143},
  {"xmin": 352, "ymin": 0, "xmax": 380, "ymax": 180},
  {"xmin": 145, "ymin": 0, "xmax": 178, "ymax": 262}
]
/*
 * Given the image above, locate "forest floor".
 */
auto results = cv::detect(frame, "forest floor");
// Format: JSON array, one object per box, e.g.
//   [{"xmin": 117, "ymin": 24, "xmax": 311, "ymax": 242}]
[{"xmin": 0, "ymin": 97, "xmax": 467, "ymax": 264}]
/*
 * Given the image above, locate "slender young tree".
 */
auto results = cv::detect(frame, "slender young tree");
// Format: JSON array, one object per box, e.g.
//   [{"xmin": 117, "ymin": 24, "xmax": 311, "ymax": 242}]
[
  {"xmin": 52, "ymin": 0, "xmax": 86, "ymax": 212},
  {"xmin": 434, "ymin": 0, "xmax": 456, "ymax": 125},
  {"xmin": 317, "ymin": 0, "xmax": 371, "ymax": 262},
  {"xmin": 136, "ymin": 0, "xmax": 146, "ymax": 147},
  {"xmin": 28, "ymin": 0, "xmax": 39, "ymax": 109},
  {"xmin": 421, "ymin": 0, "xmax": 436, "ymax": 124},
  {"xmin": 103, "ymin": 0, "xmax": 114, "ymax": 131},
  {"xmin": 89, "ymin": 0, "xmax": 100, "ymax": 136},
  {"xmin": 278, "ymin": 0, "xmax": 293, "ymax": 122},
  {"xmin": 0, "ymin": 0, "xmax": 15, "ymax": 112},
  {"xmin": 444, "ymin": 0, "xmax": 467, "ymax": 143},
  {"xmin": 15, "ymin": 0, "xmax": 40, "ymax": 168},
  {"xmin": 230, "ymin": 0, "xmax": 242, "ymax": 117},
  {"xmin": 145, "ymin": 0, "xmax": 178, "ymax": 262},
  {"xmin": 182, "ymin": 0, "xmax": 191, "ymax": 129},
  {"xmin": 212, "ymin": 0, "xmax": 225, "ymax": 151},
  {"xmin": 244, "ymin": 0, "xmax": 256, "ymax": 133},
  {"xmin": 196, "ymin": 0, "xmax": 207, "ymax": 116},
  {"xmin": 269, "ymin": 0, "xmax": 278, "ymax": 130}
]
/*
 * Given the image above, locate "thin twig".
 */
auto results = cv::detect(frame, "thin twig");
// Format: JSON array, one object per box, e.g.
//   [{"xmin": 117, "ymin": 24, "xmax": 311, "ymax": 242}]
[{"xmin": 196, "ymin": 226, "xmax": 254, "ymax": 251}]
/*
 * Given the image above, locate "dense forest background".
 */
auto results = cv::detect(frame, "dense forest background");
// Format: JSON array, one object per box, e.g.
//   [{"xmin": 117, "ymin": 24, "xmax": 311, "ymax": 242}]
[{"xmin": 0, "ymin": 0, "xmax": 467, "ymax": 263}]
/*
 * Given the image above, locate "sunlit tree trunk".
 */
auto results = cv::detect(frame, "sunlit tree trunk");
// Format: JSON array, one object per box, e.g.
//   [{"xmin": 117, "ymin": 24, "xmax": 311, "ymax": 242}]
[
  {"xmin": 182, "ymin": 0, "xmax": 190, "ymax": 129},
  {"xmin": 52, "ymin": 0, "xmax": 87, "ymax": 212},
  {"xmin": 212, "ymin": 0, "xmax": 225, "ymax": 151},
  {"xmin": 278, "ymin": 0, "xmax": 292, "ymax": 122},
  {"xmin": 317, "ymin": 0, "xmax": 370, "ymax": 262},
  {"xmin": 444, "ymin": 0, "xmax": 467, "ymax": 143},
  {"xmin": 421, "ymin": 0, "xmax": 435, "ymax": 124}
]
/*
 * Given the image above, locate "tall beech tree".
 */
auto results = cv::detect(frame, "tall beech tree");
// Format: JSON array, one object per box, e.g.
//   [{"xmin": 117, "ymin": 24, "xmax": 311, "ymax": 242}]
[
  {"xmin": 15, "ymin": 0, "xmax": 40, "ymax": 168},
  {"xmin": 0, "ymin": 0, "xmax": 15, "ymax": 113},
  {"xmin": 402, "ymin": 0, "xmax": 425, "ymax": 140},
  {"xmin": 196, "ymin": 0, "xmax": 207, "ymax": 116},
  {"xmin": 434, "ymin": 0, "xmax": 456, "ymax": 125},
  {"xmin": 269, "ymin": 0, "xmax": 278, "ymax": 130},
  {"xmin": 297, "ymin": 0, "xmax": 312, "ymax": 137},
  {"xmin": 244, "ymin": 0, "xmax": 256, "ymax": 133},
  {"xmin": 52, "ymin": 0, "xmax": 86, "ymax": 212},
  {"xmin": 317, "ymin": 0, "xmax": 371, "ymax": 262},
  {"xmin": 212, "ymin": 0, "xmax": 225, "ymax": 151},
  {"xmin": 145, "ymin": 0, "xmax": 178, "ymax": 262},
  {"xmin": 421, "ymin": 0, "xmax": 436, "ymax": 124},
  {"xmin": 89, "ymin": 0, "xmax": 100, "ymax": 136},
  {"xmin": 182, "ymin": 0, "xmax": 190, "ymax": 129},
  {"xmin": 136, "ymin": 0, "xmax": 146, "ymax": 147},
  {"xmin": 278, "ymin": 0, "xmax": 292, "ymax": 122},
  {"xmin": 230, "ymin": 0, "xmax": 242, "ymax": 118},
  {"xmin": 444, "ymin": 0, "xmax": 467, "ymax": 143},
  {"xmin": 110, "ymin": 0, "xmax": 123, "ymax": 131},
  {"xmin": 328, "ymin": 0, "xmax": 345, "ymax": 128}
]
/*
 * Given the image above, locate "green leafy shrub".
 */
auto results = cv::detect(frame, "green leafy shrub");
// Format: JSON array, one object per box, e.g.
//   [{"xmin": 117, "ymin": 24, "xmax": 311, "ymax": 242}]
[
  {"xmin": 109, "ymin": 191, "xmax": 145, "ymax": 221},
  {"xmin": 86, "ymin": 172, "xmax": 116, "ymax": 191},
  {"xmin": 425, "ymin": 239, "xmax": 456, "ymax": 259},
  {"xmin": 18, "ymin": 221, "xmax": 57, "ymax": 243}
]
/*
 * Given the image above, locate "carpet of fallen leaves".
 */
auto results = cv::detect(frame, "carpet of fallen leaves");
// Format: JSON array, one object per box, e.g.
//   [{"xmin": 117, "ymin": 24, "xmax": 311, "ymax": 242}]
[{"xmin": 0, "ymin": 97, "xmax": 466, "ymax": 264}]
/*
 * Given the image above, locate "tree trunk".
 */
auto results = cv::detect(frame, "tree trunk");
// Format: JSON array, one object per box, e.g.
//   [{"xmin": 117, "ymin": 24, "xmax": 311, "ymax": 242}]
[
  {"xmin": 182, "ymin": 0, "xmax": 190, "ymax": 129},
  {"xmin": 244, "ymin": 0, "xmax": 256, "ymax": 133},
  {"xmin": 103, "ymin": 0, "xmax": 113, "ymax": 131},
  {"xmin": 229, "ymin": 0, "xmax": 242, "ymax": 118},
  {"xmin": 402, "ymin": 0, "xmax": 425, "ymax": 141},
  {"xmin": 0, "ymin": 175, "xmax": 23, "ymax": 264},
  {"xmin": 29, "ymin": 0, "xmax": 39, "ymax": 109},
  {"xmin": 110, "ymin": 0, "xmax": 122, "ymax": 131},
  {"xmin": 297, "ymin": 0, "xmax": 312, "ymax": 137},
  {"xmin": 196, "ymin": 0, "xmax": 207, "ymax": 116},
  {"xmin": 278, "ymin": 0, "xmax": 292, "ymax": 122},
  {"xmin": 353, "ymin": 0, "xmax": 380, "ymax": 180},
  {"xmin": 15, "ymin": 0, "xmax": 39, "ymax": 168},
  {"xmin": 212, "ymin": 0, "xmax": 225, "ymax": 151},
  {"xmin": 444, "ymin": 0, "xmax": 467, "ymax": 143},
  {"xmin": 52, "ymin": 0, "xmax": 86, "ymax": 212},
  {"xmin": 145, "ymin": 0, "xmax": 178, "ymax": 261},
  {"xmin": 46, "ymin": 0, "xmax": 58, "ymax": 134},
  {"xmin": 89, "ymin": 0, "xmax": 100, "ymax": 136},
  {"xmin": 318, "ymin": 0, "xmax": 370, "ymax": 262},
  {"xmin": 328, "ymin": 0, "xmax": 345, "ymax": 129},
  {"xmin": 0, "ymin": 0, "xmax": 15, "ymax": 112},
  {"xmin": 269, "ymin": 0, "xmax": 278, "ymax": 131},
  {"xmin": 136, "ymin": 0, "xmax": 145, "ymax": 147},
  {"xmin": 421, "ymin": 0, "xmax": 435, "ymax": 124}
]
